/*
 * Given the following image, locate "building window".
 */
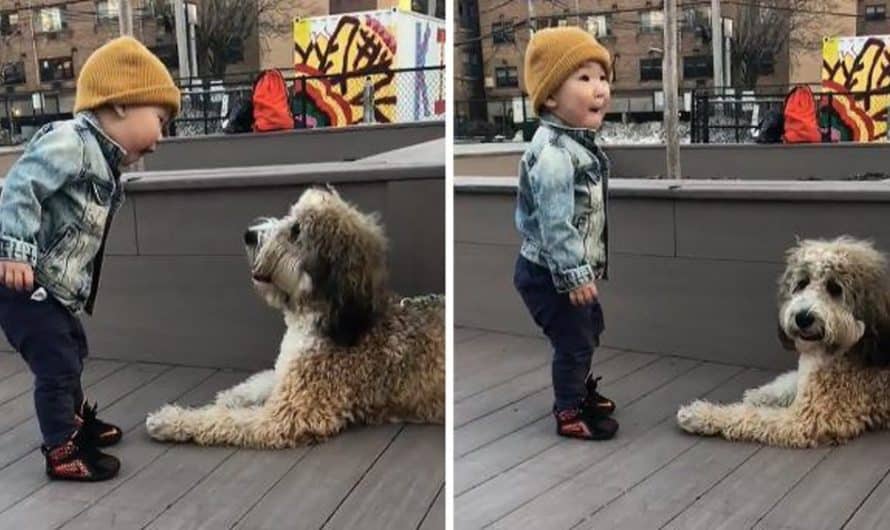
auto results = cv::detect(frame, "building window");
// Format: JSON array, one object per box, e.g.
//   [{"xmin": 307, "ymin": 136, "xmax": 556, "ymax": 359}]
[
  {"xmin": 38, "ymin": 8, "xmax": 65, "ymax": 33},
  {"xmin": 492, "ymin": 21, "xmax": 514, "ymax": 44},
  {"xmin": 586, "ymin": 15, "xmax": 611, "ymax": 38},
  {"xmin": 460, "ymin": 0, "xmax": 478, "ymax": 29},
  {"xmin": 640, "ymin": 10, "xmax": 664, "ymax": 33},
  {"xmin": 149, "ymin": 44, "xmax": 179, "ymax": 69},
  {"xmin": 758, "ymin": 56, "xmax": 775, "ymax": 75},
  {"xmin": 683, "ymin": 55, "xmax": 713, "ymax": 79},
  {"xmin": 640, "ymin": 58, "xmax": 662, "ymax": 81},
  {"xmin": 0, "ymin": 11, "xmax": 19, "ymax": 36},
  {"xmin": 40, "ymin": 57, "xmax": 74, "ymax": 82},
  {"xmin": 866, "ymin": 5, "xmax": 887, "ymax": 20},
  {"xmin": 1, "ymin": 62, "xmax": 25, "ymax": 85},
  {"xmin": 97, "ymin": 1, "xmax": 120, "ymax": 21},
  {"xmin": 495, "ymin": 66, "xmax": 518, "ymax": 88},
  {"xmin": 225, "ymin": 37, "xmax": 244, "ymax": 63}
]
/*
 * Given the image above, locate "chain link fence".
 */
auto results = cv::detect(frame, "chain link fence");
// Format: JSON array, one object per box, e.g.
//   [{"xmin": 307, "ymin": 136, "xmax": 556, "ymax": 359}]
[
  {"xmin": 691, "ymin": 86, "xmax": 890, "ymax": 144},
  {"xmin": 173, "ymin": 65, "xmax": 445, "ymax": 137}
]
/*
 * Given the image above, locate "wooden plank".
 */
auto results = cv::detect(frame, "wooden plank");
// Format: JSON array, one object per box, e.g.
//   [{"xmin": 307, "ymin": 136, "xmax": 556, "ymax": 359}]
[
  {"xmin": 454, "ymin": 349, "xmax": 642, "ymax": 428},
  {"xmin": 455, "ymin": 327, "xmax": 487, "ymax": 344},
  {"xmin": 143, "ymin": 449, "xmax": 311, "ymax": 530},
  {"xmin": 845, "ymin": 470, "xmax": 890, "ymax": 530},
  {"xmin": 560, "ymin": 370, "xmax": 778, "ymax": 530},
  {"xmin": 0, "ymin": 354, "xmax": 26, "ymax": 380},
  {"xmin": 456, "ymin": 354, "xmax": 689, "ymax": 460},
  {"xmin": 232, "ymin": 424, "xmax": 401, "ymax": 530},
  {"xmin": 0, "ymin": 366, "xmax": 215, "ymax": 529},
  {"xmin": 753, "ymin": 431, "xmax": 890, "ymax": 530},
  {"xmin": 455, "ymin": 354, "xmax": 690, "ymax": 495},
  {"xmin": 418, "ymin": 484, "xmax": 444, "ymax": 530},
  {"xmin": 0, "ymin": 362, "xmax": 168, "ymax": 474},
  {"xmin": 324, "ymin": 425, "xmax": 445, "ymax": 530},
  {"xmin": 0, "ymin": 372, "xmax": 38, "ymax": 405},
  {"xmin": 0, "ymin": 361, "xmax": 139, "ymax": 514},
  {"xmin": 455, "ymin": 333, "xmax": 551, "ymax": 401},
  {"xmin": 454, "ymin": 362, "xmax": 742, "ymax": 529},
  {"xmin": 0, "ymin": 359, "xmax": 125, "ymax": 435},
  {"xmin": 664, "ymin": 447, "xmax": 831, "ymax": 530},
  {"xmin": 58, "ymin": 370, "xmax": 249, "ymax": 530}
]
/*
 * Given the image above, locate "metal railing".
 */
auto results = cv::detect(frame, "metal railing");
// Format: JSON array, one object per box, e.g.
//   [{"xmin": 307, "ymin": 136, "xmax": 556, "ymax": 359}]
[
  {"xmin": 0, "ymin": 92, "xmax": 65, "ymax": 146},
  {"xmin": 172, "ymin": 65, "xmax": 445, "ymax": 137},
  {"xmin": 691, "ymin": 85, "xmax": 890, "ymax": 144}
]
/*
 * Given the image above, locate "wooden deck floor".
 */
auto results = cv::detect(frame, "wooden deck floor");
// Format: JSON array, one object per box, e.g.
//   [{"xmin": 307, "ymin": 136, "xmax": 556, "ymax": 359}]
[
  {"xmin": 0, "ymin": 355, "xmax": 443, "ymax": 530},
  {"xmin": 455, "ymin": 327, "xmax": 890, "ymax": 530}
]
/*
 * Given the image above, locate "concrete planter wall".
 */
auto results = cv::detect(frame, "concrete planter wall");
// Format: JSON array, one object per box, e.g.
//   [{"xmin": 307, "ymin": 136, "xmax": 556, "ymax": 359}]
[
  {"xmin": 456, "ymin": 177, "xmax": 890, "ymax": 370},
  {"xmin": 455, "ymin": 142, "xmax": 890, "ymax": 180},
  {"xmin": 1, "ymin": 159, "xmax": 444, "ymax": 370},
  {"xmin": 0, "ymin": 121, "xmax": 445, "ymax": 176}
]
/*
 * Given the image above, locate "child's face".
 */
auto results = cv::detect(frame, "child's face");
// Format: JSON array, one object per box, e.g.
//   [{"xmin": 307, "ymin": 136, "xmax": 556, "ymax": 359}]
[
  {"xmin": 544, "ymin": 61, "xmax": 611, "ymax": 130},
  {"xmin": 104, "ymin": 105, "xmax": 171, "ymax": 166}
]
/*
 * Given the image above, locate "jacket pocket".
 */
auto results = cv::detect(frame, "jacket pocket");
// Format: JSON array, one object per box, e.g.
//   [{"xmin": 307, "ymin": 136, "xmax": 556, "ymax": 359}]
[{"xmin": 42, "ymin": 224, "xmax": 76, "ymax": 259}]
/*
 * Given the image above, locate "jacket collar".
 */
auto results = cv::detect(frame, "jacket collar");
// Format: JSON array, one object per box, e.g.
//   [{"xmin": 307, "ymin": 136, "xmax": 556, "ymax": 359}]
[
  {"xmin": 539, "ymin": 112, "xmax": 601, "ymax": 154},
  {"xmin": 75, "ymin": 111, "xmax": 126, "ymax": 178}
]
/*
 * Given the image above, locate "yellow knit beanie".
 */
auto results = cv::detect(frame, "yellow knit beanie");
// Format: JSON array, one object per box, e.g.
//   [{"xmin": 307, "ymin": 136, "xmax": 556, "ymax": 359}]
[
  {"xmin": 524, "ymin": 27, "xmax": 612, "ymax": 115},
  {"xmin": 74, "ymin": 36, "xmax": 181, "ymax": 116}
]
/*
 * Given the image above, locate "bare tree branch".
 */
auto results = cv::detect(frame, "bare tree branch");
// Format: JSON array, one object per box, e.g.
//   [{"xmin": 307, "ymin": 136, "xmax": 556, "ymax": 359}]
[
  {"xmin": 153, "ymin": 0, "xmax": 291, "ymax": 78},
  {"xmin": 729, "ymin": 0, "xmax": 825, "ymax": 88}
]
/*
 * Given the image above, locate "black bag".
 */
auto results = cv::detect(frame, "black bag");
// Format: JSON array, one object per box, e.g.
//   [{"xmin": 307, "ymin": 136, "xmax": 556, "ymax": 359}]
[
  {"xmin": 755, "ymin": 108, "xmax": 784, "ymax": 144},
  {"xmin": 223, "ymin": 96, "xmax": 254, "ymax": 134}
]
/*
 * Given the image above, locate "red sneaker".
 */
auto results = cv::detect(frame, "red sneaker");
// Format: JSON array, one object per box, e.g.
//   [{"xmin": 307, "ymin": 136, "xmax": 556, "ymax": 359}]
[
  {"xmin": 554, "ymin": 407, "xmax": 618, "ymax": 441},
  {"xmin": 42, "ymin": 428, "xmax": 120, "ymax": 481},
  {"xmin": 75, "ymin": 401, "xmax": 122, "ymax": 447}
]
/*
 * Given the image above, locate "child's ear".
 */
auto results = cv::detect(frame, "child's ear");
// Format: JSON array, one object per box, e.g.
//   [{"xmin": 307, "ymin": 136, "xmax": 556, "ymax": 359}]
[
  {"xmin": 112, "ymin": 105, "xmax": 127, "ymax": 119},
  {"xmin": 544, "ymin": 96, "xmax": 557, "ymax": 110}
]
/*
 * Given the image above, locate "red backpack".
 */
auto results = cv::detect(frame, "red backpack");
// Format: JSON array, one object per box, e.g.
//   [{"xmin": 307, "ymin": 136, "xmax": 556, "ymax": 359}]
[
  {"xmin": 252, "ymin": 69, "xmax": 294, "ymax": 132},
  {"xmin": 782, "ymin": 85, "xmax": 821, "ymax": 143}
]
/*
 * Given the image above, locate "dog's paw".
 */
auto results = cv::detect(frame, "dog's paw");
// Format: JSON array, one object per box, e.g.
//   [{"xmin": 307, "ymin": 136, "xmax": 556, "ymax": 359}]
[
  {"xmin": 146, "ymin": 405, "xmax": 191, "ymax": 442},
  {"xmin": 677, "ymin": 400, "xmax": 721, "ymax": 435},
  {"xmin": 215, "ymin": 389, "xmax": 249, "ymax": 409},
  {"xmin": 742, "ymin": 388, "xmax": 772, "ymax": 407}
]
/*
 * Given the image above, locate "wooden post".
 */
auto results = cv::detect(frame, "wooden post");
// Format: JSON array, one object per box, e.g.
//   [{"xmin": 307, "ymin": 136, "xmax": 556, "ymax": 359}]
[{"xmin": 663, "ymin": 0, "xmax": 682, "ymax": 179}]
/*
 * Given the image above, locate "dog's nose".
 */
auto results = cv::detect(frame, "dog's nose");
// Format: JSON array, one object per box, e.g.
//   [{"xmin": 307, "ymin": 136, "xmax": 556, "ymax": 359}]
[
  {"xmin": 244, "ymin": 228, "xmax": 258, "ymax": 246},
  {"xmin": 795, "ymin": 311, "xmax": 815, "ymax": 329}
]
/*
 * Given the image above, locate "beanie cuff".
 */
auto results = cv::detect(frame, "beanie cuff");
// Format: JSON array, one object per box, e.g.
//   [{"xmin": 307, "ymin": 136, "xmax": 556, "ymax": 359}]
[
  {"xmin": 74, "ymin": 84, "xmax": 181, "ymax": 116},
  {"xmin": 531, "ymin": 40, "xmax": 611, "ymax": 114}
]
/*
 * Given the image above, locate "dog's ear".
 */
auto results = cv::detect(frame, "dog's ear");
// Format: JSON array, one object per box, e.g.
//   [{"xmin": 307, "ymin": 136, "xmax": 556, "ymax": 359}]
[
  {"xmin": 854, "ymin": 299, "xmax": 890, "ymax": 366},
  {"xmin": 304, "ymin": 249, "xmax": 377, "ymax": 348},
  {"xmin": 776, "ymin": 242, "xmax": 803, "ymax": 352},
  {"xmin": 777, "ymin": 322, "xmax": 796, "ymax": 351}
]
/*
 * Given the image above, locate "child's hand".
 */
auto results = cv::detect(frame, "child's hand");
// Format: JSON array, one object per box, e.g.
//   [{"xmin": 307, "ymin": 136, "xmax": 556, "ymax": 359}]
[
  {"xmin": 569, "ymin": 281, "xmax": 598, "ymax": 306},
  {"xmin": 0, "ymin": 260, "xmax": 34, "ymax": 292}
]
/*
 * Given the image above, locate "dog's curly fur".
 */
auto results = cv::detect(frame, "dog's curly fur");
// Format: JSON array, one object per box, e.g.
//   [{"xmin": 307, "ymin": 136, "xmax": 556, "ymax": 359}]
[
  {"xmin": 145, "ymin": 187, "xmax": 444, "ymax": 448},
  {"xmin": 677, "ymin": 236, "xmax": 890, "ymax": 448}
]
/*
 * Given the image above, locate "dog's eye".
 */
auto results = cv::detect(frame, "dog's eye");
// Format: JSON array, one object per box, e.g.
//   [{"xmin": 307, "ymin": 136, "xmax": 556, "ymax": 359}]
[
  {"xmin": 826, "ymin": 279, "xmax": 843, "ymax": 298},
  {"xmin": 794, "ymin": 278, "xmax": 809, "ymax": 292},
  {"xmin": 289, "ymin": 223, "xmax": 300, "ymax": 241}
]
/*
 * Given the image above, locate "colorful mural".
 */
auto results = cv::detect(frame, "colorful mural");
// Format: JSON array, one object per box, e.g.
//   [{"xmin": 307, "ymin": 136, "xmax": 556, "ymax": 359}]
[
  {"xmin": 293, "ymin": 9, "xmax": 445, "ymax": 128},
  {"xmin": 821, "ymin": 35, "xmax": 890, "ymax": 142}
]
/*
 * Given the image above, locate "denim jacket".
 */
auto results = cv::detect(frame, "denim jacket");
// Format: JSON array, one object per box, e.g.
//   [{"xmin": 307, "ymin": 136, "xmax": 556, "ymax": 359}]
[
  {"xmin": 515, "ymin": 112, "xmax": 610, "ymax": 292},
  {"xmin": 0, "ymin": 111, "xmax": 126, "ymax": 314}
]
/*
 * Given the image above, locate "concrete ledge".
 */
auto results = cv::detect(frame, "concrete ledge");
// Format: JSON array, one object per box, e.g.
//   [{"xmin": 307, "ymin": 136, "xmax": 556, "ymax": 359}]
[
  {"xmin": 1, "ymin": 121, "xmax": 445, "ymax": 175},
  {"xmin": 1, "ymin": 160, "xmax": 444, "ymax": 370},
  {"xmin": 456, "ymin": 177, "xmax": 890, "ymax": 370},
  {"xmin": 455, "ymin": 142, "xmax": 890, "ymax": 180}
]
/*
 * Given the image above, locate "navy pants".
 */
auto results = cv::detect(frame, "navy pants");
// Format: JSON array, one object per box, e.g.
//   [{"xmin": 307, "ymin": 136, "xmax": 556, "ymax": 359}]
[
  {"xmin": 0, "ymin": 285, "xmax": 86, "ymax": 446},
  {"xmin": 514, "ymin": 255, "xmax": 605, "ymax": 411}
]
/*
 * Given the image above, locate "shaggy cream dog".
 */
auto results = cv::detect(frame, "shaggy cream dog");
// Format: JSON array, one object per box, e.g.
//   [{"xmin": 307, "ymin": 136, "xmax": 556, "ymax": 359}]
[
  {"xmin": 677, "ymin": 237, "xmax": 890, "ymax": 448},
  {"xmin": 145, "ymin": 187, "xmax": 444, "ymax": 448}
]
